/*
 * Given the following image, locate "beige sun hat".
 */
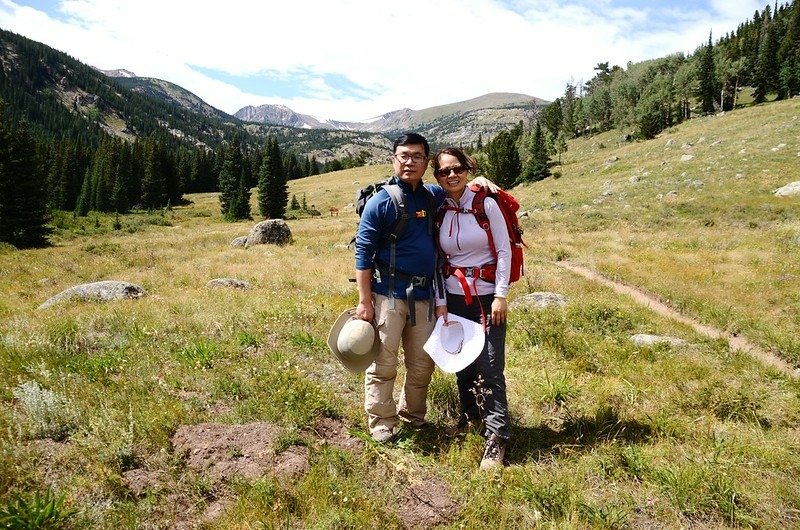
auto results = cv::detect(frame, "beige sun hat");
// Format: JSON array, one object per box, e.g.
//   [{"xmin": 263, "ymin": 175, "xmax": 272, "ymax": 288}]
[
  {"xmin": 423, "ymin": 314, "xmax": 485, "ymax": 373},
  {"xmin": 327, "ymin": 308, "xmax": 380, "ymax": 372}
]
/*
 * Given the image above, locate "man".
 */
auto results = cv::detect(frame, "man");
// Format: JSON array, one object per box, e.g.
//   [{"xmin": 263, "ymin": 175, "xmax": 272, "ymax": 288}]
[{"xmin": 354, "ymin": 132, "xmax": 442, "ymax": 442}]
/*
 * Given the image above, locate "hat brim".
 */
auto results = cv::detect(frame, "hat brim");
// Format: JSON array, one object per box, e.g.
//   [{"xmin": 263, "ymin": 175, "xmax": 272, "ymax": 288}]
[
  {"xmin": 327, "ymin": 308, "xmax": 380, "ymax": 373},
  {"xmin": 423, "ymin": 314, "xmax": 485, "ymax": 373}
]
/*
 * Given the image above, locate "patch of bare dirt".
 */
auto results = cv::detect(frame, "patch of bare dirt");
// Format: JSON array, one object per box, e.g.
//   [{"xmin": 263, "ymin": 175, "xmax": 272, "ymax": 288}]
[
  {"xmin": 310, "ymin": 416, "xmax": 364, "ymax": 454},
  {"xmin": 121, "ymin": 469, "xmax": 168, "ymax": 497},
  {"xmin": 273, "ymin": 445, "xmax": 310, "ymax": 481},
  {"xmin": 556, "ymin": 261, "xmax": 799, "ymax": 378},
  {"xmin": 395, "ymin": 476, "xmax": 459, "ymax": 529},
  {"xmin": 171, "ymin": 422, "xmax": 286, "ymax": 481}
]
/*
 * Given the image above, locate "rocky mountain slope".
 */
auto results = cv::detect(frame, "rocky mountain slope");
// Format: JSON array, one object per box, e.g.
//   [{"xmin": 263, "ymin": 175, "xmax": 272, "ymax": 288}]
[
  {"xmin": 104, "ymin": 71, "xmax": 234, "ymax": 121},
  {"xmin": 234, "ymin": 92, "xmax": 549, "ymax": 146}
]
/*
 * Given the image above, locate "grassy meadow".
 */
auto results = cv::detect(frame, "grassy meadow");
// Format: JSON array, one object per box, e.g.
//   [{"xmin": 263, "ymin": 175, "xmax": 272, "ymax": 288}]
[{"xmin": 1, "ymin": 99, "xmax": 800, "ymax": 528}]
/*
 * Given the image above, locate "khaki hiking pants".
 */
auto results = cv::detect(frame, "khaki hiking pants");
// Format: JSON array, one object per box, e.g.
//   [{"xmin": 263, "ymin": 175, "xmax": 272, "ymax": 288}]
[{"xmin": 365, "ymin": 293, "xmax": 435, "ymax": 435}]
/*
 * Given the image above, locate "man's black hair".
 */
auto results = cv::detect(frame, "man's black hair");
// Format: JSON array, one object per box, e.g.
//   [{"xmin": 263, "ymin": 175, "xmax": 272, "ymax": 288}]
[{"xmin": 393, "ymin": 132, "xmax": 430, "ymax": 157}]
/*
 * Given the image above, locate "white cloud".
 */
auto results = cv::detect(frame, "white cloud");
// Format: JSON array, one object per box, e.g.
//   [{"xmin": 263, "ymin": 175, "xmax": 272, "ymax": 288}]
[{"xmin": 0, "ymin": 0, "xmax": 766, "ymax": 121}]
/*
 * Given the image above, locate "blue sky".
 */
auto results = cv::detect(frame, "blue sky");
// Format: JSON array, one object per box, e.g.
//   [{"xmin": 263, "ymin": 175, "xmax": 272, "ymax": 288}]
[{"xmin": 0, "ymin": 0, "xmax": 767, "ymax": 121}]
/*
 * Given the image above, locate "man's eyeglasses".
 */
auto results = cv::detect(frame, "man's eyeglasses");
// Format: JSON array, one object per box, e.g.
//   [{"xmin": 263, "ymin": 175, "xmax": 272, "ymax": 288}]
[
  {"xmin": 434, "ymin": 165, "xmax": 467, "ymax": 179},
  {"xmin": 392, "ymin": 153, "xmax": 427, "ymax": 165}
]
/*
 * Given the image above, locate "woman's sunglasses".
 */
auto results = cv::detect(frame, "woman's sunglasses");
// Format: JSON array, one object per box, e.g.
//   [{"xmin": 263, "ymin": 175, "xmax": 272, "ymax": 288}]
[{"xmin": 434, "ymin": 165, "xmax": 467, "ymax": 179}]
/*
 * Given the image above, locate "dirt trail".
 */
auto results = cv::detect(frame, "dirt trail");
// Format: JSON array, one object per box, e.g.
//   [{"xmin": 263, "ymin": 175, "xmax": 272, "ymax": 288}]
[{"xmin": 556, "ymin": 261, "xmax": 798, "ymax": 379}]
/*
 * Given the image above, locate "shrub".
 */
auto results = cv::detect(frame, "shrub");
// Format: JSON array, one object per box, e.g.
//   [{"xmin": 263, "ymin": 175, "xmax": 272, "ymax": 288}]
[{"xmin": 12, "ymin": 381, "xmax": 79, "ymax": 441}]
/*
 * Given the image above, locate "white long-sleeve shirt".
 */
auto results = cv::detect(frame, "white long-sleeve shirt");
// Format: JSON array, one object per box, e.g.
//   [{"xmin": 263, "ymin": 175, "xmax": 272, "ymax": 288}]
[{"xmin": 437, "ymin": 186, "xmax": 511, "ymax": 301}]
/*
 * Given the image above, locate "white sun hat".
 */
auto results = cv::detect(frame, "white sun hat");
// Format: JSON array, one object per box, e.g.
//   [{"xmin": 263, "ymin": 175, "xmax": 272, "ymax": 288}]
[
  {"xmin": 423, "ymin": 314, "xmax": 485, "ymax": 373},
  {"xmin": 327, "ymin": 308, "xmax": 380, "ymax": 372}
]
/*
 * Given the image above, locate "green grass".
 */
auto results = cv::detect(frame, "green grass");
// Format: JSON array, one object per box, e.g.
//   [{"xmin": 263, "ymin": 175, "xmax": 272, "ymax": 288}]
[{"xmin": 1, "ymin": 99, "xmax": 800, "ymax": 528}]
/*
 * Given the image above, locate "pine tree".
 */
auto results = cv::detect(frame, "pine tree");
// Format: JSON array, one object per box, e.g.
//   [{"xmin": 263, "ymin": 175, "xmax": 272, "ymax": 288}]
[
  {"xmin": 562, "ymin": 83, "xmax": 578, "ymax": 137},
  {"xmin": 699, "ymin": 32, "xmax": 717, "ymax": 113},
  {"xmin": 230, "ymin": 169, "xmax": 252, "ymax": 220},
  {"xmin": 0, "ymin": 119, "xmax": 51, "ymax": 247},
  {"xmin": 520, "ymin": 122, "xmax": 550, "ymax": 183},
  {"xmin": 141, "ymin": 137, "xmax": 167, "ymax": 209},
  {"xmin": 484, "ymin": 130, "xmax": 521, "ymax": 189},
  {"xmin": 284, "ymin": 152, "xmax": 300, "ymax": 180},
  {"xmin": 543, "ymin": 100, "xmax": 564, "ymax": 140},
  {"xmin": 217, "ymin": 137, "xmax": 242, "ymax": 219},
  {"xmin": 257, "ymin": 137, "xmax": 287, "ymax": 219},
  {"xmin": 778, "ymin": 0, "xmax": 800, "ymax": 97}
]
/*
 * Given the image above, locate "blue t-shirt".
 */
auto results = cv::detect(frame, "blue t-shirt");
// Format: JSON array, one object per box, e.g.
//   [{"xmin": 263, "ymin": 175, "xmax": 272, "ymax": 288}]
[{"xmin": 354, "ymin": 178, "xmax": 445, "ymax": 299}]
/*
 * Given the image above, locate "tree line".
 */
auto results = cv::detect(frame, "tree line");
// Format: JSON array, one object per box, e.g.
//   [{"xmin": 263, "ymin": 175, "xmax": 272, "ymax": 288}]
[
  {"xmin": 0, "ymin": 99, "xmax": 339, "ymax": 247},
  {"xmin": 553, "ymin": 0, "xmax": 800, "ymax": 141},
  {"xmin": 475, "ymin": 0, "xmax": 800, "ymax": 188}
]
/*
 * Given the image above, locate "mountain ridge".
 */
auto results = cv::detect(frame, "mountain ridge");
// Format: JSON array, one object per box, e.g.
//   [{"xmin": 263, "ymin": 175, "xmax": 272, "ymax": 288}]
[{"xmin": 230, "ymin": 92, "xmax": 549, "ymax": 143}]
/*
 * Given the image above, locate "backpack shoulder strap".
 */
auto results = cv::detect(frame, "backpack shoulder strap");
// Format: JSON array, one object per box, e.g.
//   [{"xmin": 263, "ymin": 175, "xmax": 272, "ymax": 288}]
[
  {"xmin": 469, "ymin": 185, "xmax": 496, "ymax": 258},
  {"xmin": 420, "ymin": 184, "xmax": 437, "ymax": 235},
  {"xmin": 383, "ymin": 183, "xmax": 407, "ymax": 241}
]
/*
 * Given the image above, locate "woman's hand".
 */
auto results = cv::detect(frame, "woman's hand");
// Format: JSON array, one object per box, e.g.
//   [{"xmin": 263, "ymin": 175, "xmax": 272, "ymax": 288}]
[
  {"xmin": 490, "ymin": 297, "xmax": 507, "ymax": 325},
  {"xmin": 435, "ymin": 304, "xmax": 449, "ymax": 322}
]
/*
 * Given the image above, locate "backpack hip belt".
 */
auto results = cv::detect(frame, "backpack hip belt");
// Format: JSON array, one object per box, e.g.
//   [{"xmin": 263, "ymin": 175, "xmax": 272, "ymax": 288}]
[
  {"xmin": 374, "ymin": 261, "xmax": 433, "ymax": 325},
  {"xmin": 442, "ymin": 263, "xmax": 496, "ymax": 310},
  {"xmin": 442, "ymin": 263, "xmax": 497, "ymax": 283}
]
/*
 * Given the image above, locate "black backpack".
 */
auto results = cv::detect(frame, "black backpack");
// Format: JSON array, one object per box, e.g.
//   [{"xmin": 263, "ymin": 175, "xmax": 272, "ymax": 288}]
[
  {"xmin": 349, "ymin": 177, "xmax": 436, "ymax": 249},
  {"xmin": 349, "ymin": 177, "xmax": 436, "ymax": 321}
]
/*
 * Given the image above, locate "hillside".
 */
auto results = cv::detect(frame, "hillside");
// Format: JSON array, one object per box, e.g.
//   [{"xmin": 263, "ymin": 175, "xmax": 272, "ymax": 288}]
[{"xmin": 0, "ymin": 74, "xmax": 799, "ymax": 530}]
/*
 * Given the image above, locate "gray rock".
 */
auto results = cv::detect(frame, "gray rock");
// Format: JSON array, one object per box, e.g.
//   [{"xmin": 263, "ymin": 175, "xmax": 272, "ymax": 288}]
[
  {"xmin": 680, "ymin": 154, "xmax": 694, "ymax": 161},
  {"xmin": 630, "ymin": 334, "xmax": 686, "ymax": 347},
  {"xmin": 230, "ymin": 236, "xmax": 248, "ymax": 247},
  {"xmin": 509, "ymin": 292, "xmax": 568, "ymax": 310},
  {"xmin": 207, "ymin": 278, "xmax": 250, "ymax": 290},
  {"xmin": 774, "ymin": 181, "xmax": 800, "ymax": 197},
  {"xmin": 245, "ymin": 220, "xmax": 293, "ymax": 248},
  {"xmin": 39, "ymin": 280, "xmax": 146, "ymax": 309}
]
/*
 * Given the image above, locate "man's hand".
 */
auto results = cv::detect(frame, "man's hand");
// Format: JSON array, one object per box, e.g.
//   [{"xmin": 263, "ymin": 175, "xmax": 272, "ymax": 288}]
[
  {"xmin": 356, "ymin": 300, "xmax": 374, "ymax": 323},
  {"xmin": 355, "ymin": 269, "xmax": 375, "ymax": 322}
]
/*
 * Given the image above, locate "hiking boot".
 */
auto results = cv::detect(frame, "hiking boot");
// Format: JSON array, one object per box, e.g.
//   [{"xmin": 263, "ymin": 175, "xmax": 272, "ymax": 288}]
[
  {"xmin": 371, "ymin": 427, "xmax": 395, "ymax": 443},
  {"xmin": 479, "ymin": 433, "xmax": 506, "ymax": 470}
]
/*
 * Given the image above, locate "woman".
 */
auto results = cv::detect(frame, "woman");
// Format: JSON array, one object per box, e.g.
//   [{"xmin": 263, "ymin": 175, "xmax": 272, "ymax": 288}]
[{"xmin": 431, "ymin": 147, "xmax": 512, "ymax": 470}]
